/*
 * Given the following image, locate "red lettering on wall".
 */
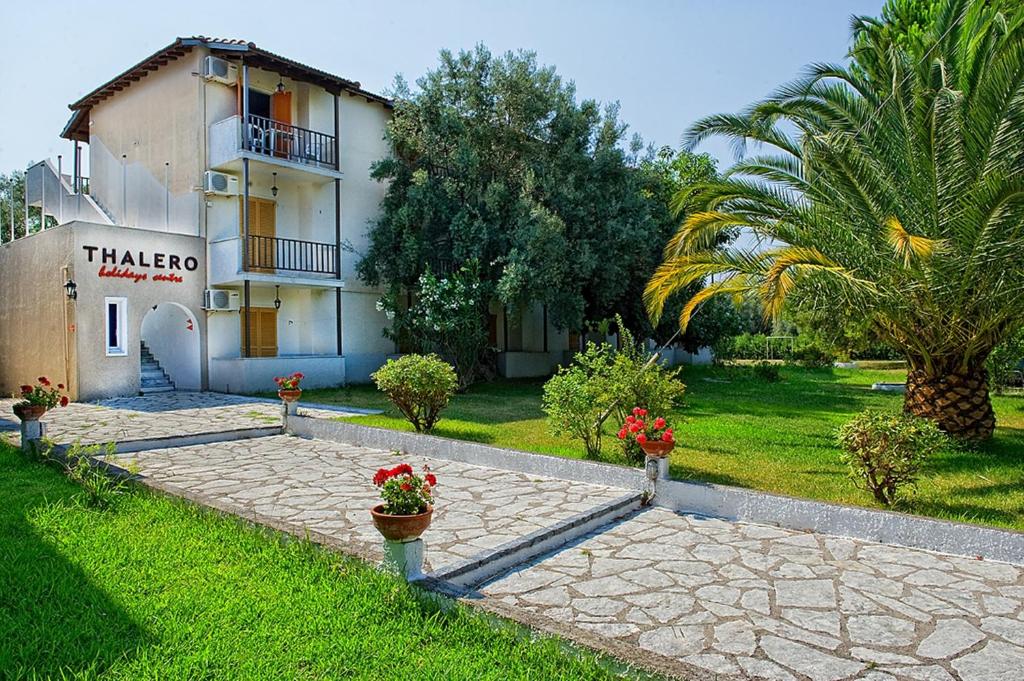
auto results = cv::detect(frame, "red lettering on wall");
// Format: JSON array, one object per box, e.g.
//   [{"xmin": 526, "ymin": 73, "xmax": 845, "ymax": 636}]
[
  {"xmin": 99, "ymin": 265, "xmax": 148, "ymax": 283},
  {"xmin": 96, "ymin": 266, "xmax": 183, "ymax": 284}
]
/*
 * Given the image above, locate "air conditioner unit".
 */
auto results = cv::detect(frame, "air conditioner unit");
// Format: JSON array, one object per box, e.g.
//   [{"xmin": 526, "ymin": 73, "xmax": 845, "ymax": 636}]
[
  {"xmin": 203, "ymin": 56, "xmax": 238, "ymax": 85},
  {"xmin": 203, "ymin": 171, "xmax": 238, "ymax": 196},
  {"xmin": 204, "ymin": 289, "xmax": 240, "ymax": 312}
]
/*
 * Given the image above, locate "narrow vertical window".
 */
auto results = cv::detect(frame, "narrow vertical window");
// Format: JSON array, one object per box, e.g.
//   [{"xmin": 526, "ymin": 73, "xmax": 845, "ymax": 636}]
[{"xmin": 105, "ymin": 297, "xmax": 128, "ymax": 356}]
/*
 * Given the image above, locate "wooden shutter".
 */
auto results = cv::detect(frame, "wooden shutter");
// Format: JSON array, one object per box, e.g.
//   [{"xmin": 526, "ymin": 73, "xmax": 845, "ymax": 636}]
[
  {"xmin": 271, "ymin": 91, "xmax": 292, "ymax": 158},
  {"xmin": 239, "ymin": 197, "xmax": 277, "ymax": 271},
  {"xmin": 242, "ymin": 307, "xmax": 278, "ymax": 357}
]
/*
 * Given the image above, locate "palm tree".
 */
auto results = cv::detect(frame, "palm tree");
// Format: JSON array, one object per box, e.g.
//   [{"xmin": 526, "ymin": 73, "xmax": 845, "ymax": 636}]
[{"xmin": 646, "ymin": 0, "xmax": 1024, "ymax": 440}]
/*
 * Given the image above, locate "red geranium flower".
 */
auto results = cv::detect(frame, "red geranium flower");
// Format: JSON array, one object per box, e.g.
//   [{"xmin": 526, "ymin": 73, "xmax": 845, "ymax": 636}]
[
  {"xmin": 400, "ymin": 482, "xmax": 412, "ymax": 492},
  {"xmin": 636, "ymin": 433, "xmax": 648, "ymax": 444},
  {"xmin": 617, "ymin": 428, "xmax": 628, "ymax": 440},
  {"xmin": 425, "ymin": 473, "xmax": 437, "ymax": 487},
  {"xmin": 60, "ymin": 396, "xmax": 70, "ymax": 407},
  {"xmin": 19, "ymin": 385, "xmax": 32, "ymax": 394},
  {"xmin": 653, "ymin": 417, "xmax": 666, "ymax": 430},
  {"xmin": 38, "ymin": 377, "xmax": 50, "ymax": 386},
  {"xmin": 57, "ymin": 383, "xmax": 65, "ymax": 390}
]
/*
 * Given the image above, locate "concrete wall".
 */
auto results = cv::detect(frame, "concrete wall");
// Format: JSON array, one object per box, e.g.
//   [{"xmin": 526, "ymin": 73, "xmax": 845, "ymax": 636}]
[
  {"xmin": 71, "ymin": 222, "xmax": 206, "ymax": 400},
  {"xmin": 140, "ymin": 302, "xmax": 202, "ymax": 390},
  {"xmin": 88, "ymin": 50, "xmax": 205, "ymax": 235},
  {"xmin": 0, "ymin": 227, "xmax": 76, "ymax": 398},
  {"xmin": 208, "ymin": 355, "xmax": 344, "ymax": 393}
]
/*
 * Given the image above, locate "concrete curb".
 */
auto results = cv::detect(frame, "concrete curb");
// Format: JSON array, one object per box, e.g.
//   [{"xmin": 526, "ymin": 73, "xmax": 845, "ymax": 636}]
[
  {"xmin": 287, "ymin": 415, "xmax": 1024, "ymax": 565},
  {"xmin": 428, "ymin": 492, "xmax": 644, "ymax": 590}
]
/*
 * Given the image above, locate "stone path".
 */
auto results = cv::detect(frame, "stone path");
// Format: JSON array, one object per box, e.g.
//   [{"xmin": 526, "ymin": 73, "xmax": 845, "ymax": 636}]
[
  {"xmin": 0, "ymin": 392, "xmax": 362, "ymax": 446},
  {"xmin": 480, "ymin": 507, "xmax": 1024, "ymax": 681},
  {"xmin": 8, "ymin": 393, "xmax": 1023, "ymax": 680},
  {"xmin": 106, "ymin": 434, "xmax": 629, "ymax": 572}
]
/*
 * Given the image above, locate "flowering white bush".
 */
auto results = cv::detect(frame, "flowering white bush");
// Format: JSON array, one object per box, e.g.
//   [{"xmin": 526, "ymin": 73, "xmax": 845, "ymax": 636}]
[{"xmin": 378, "ymin": 263, "xmax": 487, "ymax": 389}]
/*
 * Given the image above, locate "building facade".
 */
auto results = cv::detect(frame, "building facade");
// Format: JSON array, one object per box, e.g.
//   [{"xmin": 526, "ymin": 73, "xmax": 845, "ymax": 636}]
[
  {"xmin": 2, "ymin": 37, "xmax": 398, "ymax": 400},
  {"xmin": 1, "ymin": 36, "xmax": 575, "ymax": 401}
]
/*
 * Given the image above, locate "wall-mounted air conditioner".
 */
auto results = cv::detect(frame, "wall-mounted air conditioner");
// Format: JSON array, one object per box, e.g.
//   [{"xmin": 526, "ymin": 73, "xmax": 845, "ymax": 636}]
[
  {"xmin": 204, "ymin": 289, "xmax": 240, "ymax": 311},
  {"xmin": 203, "ymin": 171, "xmax": 238, "ymax": 196},
  {"xmin": 203, "ymin": 56, "xmax": 238, "ymax": 86}
]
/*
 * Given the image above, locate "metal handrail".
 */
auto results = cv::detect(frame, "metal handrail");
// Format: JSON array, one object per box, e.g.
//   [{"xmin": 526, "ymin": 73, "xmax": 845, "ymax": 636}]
[
  {"xmin": 245, "ymin": 234, "xmax": 337, "ymax": 275},
  {"xmin": 244, "ymin": 114, "xmax": 337, "ymax": 168}
]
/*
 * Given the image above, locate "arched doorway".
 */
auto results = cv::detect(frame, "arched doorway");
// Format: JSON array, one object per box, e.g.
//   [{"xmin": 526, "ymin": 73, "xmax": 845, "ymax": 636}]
[{"xmin": 140, "ymin": 302, "xmax": 201, "ymax": 391}]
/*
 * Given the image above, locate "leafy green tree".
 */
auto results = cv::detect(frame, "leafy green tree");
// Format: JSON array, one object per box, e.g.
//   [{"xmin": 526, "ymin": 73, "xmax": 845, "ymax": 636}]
[
  {"xmin": 1, "ymin": 170, "xmax": 32, "ymax": 242},
  {"xmin": 646, "ymin": 0, "xmax": 1024, "ymax": 439},
  {"xmin": 358, "ymin": 47, "xmax": 719, "ymax": 380}
]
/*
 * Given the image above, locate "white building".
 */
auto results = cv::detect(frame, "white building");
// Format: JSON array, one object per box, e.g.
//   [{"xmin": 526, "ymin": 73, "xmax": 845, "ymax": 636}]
[
  {"xmin": 2, "ymin": 37, "xmax": 397, "ymax": 399},
  {"xmin": 0, "ymin": 37, "xmax": 572, "ymax": 401}
]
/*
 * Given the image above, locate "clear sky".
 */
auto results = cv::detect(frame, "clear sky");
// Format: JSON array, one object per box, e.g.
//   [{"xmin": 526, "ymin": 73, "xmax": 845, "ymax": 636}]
[{"xmin": 0, "ymin": 0, "xmax": 883, "ymax": 173}]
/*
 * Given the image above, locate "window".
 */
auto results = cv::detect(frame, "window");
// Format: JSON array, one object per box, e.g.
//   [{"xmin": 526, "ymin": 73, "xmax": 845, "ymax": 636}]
[{"xmin": 105, "ymin": 297, "xmax": 128, "ymax": 356}]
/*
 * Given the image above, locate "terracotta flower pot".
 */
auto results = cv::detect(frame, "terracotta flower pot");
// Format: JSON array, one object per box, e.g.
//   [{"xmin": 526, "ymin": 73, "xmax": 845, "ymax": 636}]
[
  {"xmin": 13, "ymin": 403, "xmax": 47, "ymax": 421},
  {"xmin": 370, "ymin": 504, "xmax": 433, "ymax": 542},
  {"xmin": 278, "ymin": 388, "xmax": 302, "ymax": 403},
  {"xmin": 639, "ymin": 439, "xmax": 674, "ymax": 458}
]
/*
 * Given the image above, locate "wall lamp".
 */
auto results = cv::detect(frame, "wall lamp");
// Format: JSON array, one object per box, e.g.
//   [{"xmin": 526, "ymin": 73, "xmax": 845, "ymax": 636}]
[
  {"xmin": 271, "ymin": 172, "xmax": 278, "ymax": 197},
  {"xmin": 64, "ymin": 278, "xmax": 78, "ymax": 300},
  {"xmin": 274, "ymin": 285, "xmax": 282, "ymax": 310}
]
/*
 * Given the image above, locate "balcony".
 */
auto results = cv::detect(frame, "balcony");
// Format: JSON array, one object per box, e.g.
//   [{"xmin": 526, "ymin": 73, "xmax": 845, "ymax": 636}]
[
  {"xmin": 209, "ymin": 115, "xmax": 341, "ymax": 180},
  {"xmin": 209, "ymin": 234, "xmax": 342, "ymax": 287}
]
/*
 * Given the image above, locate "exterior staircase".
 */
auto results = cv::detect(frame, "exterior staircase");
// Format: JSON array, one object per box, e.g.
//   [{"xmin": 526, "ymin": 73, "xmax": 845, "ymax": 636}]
[{"xmin": 140, "ymin": 341, "xmax": 175, "ymax": 394}]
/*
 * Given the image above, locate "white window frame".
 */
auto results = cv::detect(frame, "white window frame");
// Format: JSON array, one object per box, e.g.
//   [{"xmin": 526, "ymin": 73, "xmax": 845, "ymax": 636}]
[{"xmin": 104, "ymin": 297, "xmax": 128, "ymax": 357}]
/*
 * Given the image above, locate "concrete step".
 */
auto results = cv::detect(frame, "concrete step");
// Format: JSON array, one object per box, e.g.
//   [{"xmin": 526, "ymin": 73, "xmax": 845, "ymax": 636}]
[
  {"xmin": 141, "ymin": 369, "xmax": 167, "ymax": 379},
  {"xmin": 140, "ymin": 385, "xmax": 175, "ymax": 394},
  {"xmin": 425, "ymin": 492, "xmax": 643, "ymax": 591}
]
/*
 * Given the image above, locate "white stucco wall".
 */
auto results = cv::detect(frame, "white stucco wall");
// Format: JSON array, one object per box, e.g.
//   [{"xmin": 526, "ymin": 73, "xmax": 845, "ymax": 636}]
[
  {"xmin": 88, "ymin": 50, "xmax": 206, "ymax": 235},
  {"xmin": 70, "ymin": 222, "xmax": 207, "ymax": 400},
  {"xmin": 141, "ymin": 302, "xmax": 202, "ymax": 390}
]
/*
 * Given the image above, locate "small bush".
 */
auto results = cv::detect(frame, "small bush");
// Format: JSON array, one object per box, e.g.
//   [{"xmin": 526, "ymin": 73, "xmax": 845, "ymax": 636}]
[
  {"xmin": 38, "ymin": 442, "xmax": 136, "ymax": 508},
  {"xmin": 751, "ymin": 361, "xmax": 781, "ymax": 382},
  {"xmin": 372, "ymin": 354, "xmax": 458, "ymax": 433},
  {"xmin": 837, "ymin": 410, "xmax": 948, "ymax": 506},
  {"xmin": 542, "ymin": 343, "xmax": 612, "ymax": 459},
  {"xmin": 786, "ymin": 342, "xmax": 835, "ymax": 368},
  {"xmin": 607, "ymin": 319, "xmax": 685, "ymax": 463}
]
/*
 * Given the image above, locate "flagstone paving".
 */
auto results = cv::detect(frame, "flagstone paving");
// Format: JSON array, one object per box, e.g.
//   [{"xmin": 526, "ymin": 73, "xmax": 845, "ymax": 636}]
[
  {"xmin": 0, "ymin": 392, "xmax": 361, "ymax": 446},
  {"xmin": 105, "ymin": 434, "xmax": 630, "ymax": 572},
  {"xmin": 9, "ymin": 392, "xmax": 1023, "ymax": 680},
  {"xmin": 479, "ymin": 507, "xmax": 1024, "ymax": 681}
]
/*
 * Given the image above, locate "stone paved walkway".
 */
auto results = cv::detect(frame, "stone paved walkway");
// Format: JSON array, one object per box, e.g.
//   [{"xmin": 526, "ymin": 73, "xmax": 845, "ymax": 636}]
[
  {"xmin": 0, "ymin": 392, "xmax": 361, "ymax": 446},
  {"xmin": 107, "ymin": 434, "xmax": 629, "ymax": 572},
  {"xmin": 480, "ymin": 507, "xmax": 1024, "ymax": 681},
  {"xmin": 10, "ymin": 393, "xmax": 1023, "ymax": 680}
]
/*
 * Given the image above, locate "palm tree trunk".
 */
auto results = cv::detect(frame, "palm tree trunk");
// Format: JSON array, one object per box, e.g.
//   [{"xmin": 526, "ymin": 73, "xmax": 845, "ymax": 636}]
[{"xmin": 904, "ymin": 368, "xmax": 996, "ymax": 440}]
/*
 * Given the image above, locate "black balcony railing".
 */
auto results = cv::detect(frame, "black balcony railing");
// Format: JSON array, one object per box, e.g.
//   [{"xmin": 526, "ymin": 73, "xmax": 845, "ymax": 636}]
[
  {"xmin": 244, "ymin": 114, "xmax": 337, "ymax": 168},
  {"xmin": 245, "ymin": 234, "xmax": 338, "ymax": 275}
]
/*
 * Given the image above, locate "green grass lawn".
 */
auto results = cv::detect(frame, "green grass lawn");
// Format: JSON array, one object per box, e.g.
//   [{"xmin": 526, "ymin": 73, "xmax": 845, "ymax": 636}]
[
  {"xmin": 295, "ymin": 366, "xmax": 1024, "ymax": 532},
  {"xmin": 0, "ymin": 442, "xmax": 641, "ymax": 680}
]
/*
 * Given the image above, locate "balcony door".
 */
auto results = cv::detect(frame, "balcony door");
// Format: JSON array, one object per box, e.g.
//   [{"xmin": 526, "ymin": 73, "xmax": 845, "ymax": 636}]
[
  {"xmin": 271, "ymin": 90, "xmax": 292, "ymax": 158},
  {"xmin": 241, "ymin": 197, "xmax": 276, "ymax": 272},
  {"xmin": 241, "ymin": 306, "xmax": 278, "ymax": 357}
]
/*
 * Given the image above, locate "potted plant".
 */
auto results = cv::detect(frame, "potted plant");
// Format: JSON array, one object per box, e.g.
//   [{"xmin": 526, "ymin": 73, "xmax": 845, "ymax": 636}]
[
  {"xmin": 13, "ymin": 377, "xmax": 69, "ymax": 421},
  {"xmin": 618, "ymin": 407, "xmax": 675, "ymax": 457},
  {"xmin": 369, "ymin": 462, "xmax": 437, "ymax": 542},
  {"xmin": 274, "ymin": 372, "xmax": 304, "ymax": 403}
]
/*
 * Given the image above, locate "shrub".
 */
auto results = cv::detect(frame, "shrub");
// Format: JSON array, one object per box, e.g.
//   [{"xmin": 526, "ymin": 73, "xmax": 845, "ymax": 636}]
[
  {"xmin": 837, "ymin": 410, "xmax": 948, "ymax": 506},
  {"xmin": 542, "ymin": 343, "xmax": 612, "ymax": 459},
  {"xmin": 786, "ymin": 343, "xmax": 835, "ymax": 368},
  {"xmin": 606, "ymin": 318, "xmax": 685, "ymax": 462},
  {"xmin": 750, "ymin": 361, "xmax": 781, "ymax": 382},
  {"xmin": 372, "ymin": 354, "xmax": 457, "ymax": 433},
  {"xmin": 986, "ymin": 326, "xmax": 1024, "ymax": 393}
]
